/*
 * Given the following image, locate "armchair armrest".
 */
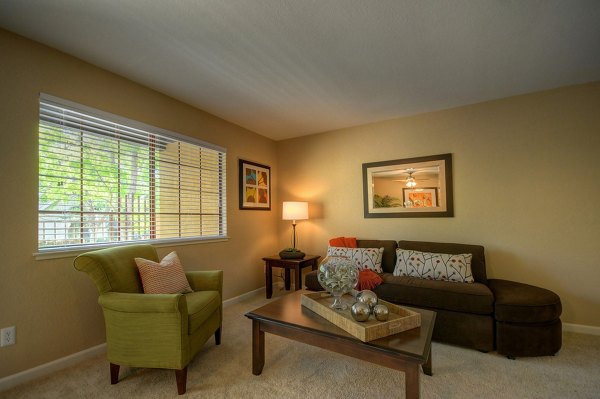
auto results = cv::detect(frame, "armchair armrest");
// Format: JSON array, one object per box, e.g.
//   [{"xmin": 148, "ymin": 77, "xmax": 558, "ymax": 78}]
[
  {"xmin": 97, "ymin": 292, "xmax": 190, "ymax": 369},
  {"xmin": 98, "ymin": 292, "xmax": 186, "ymax": 314},
  {"xmin": 186, "ymin": 270, "xmax": 223, "ymax": 293}
]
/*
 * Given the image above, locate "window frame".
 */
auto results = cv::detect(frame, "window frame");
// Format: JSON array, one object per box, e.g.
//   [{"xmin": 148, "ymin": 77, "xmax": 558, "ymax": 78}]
[{"xmin": 36, "ymin": 93, "xmax": 228, "ymax": 259}]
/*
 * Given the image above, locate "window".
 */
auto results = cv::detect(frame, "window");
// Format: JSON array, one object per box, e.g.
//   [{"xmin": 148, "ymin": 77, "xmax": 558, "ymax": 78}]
[{"xmin": 38, "ymin": 94, "xmax": 227, "ymax": 253}]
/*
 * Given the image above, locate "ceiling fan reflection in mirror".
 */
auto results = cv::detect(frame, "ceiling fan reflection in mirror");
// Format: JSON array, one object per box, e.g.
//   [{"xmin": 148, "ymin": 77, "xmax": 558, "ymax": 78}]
[{"xmin": 393, "ymin": 169, "xmax": 429, "ymax": 188}]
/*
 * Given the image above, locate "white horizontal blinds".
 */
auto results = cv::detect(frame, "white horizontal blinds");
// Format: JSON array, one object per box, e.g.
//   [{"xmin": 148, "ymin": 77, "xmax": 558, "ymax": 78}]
[
  {"xmin": 154, "ymin": 140, "xmax": 227, "ymax": 239},
  {"xmin": 38, "ymin": 96, "xmax": 227, "ymax": 250}
]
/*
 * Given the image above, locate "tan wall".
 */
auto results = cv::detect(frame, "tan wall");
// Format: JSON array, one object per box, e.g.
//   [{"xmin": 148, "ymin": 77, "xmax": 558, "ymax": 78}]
[
  {"xmin": 277, "ymin": 82, "xmax": 600, "ymax": 328},
  {"xmin": 0, "ymin": 30, "xmax": 278, "ymax": 378}
]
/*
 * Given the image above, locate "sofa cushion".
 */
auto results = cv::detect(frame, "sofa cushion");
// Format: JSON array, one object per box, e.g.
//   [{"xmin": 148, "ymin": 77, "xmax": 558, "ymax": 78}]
[
  {"xmin": 327, "ymin": 246, "xmax": 384, "ymax": 273},
  {"xmin": 186, "ymin": 290, "xmax": 221, "ymax": 335},
  {"xmin": 489, "ymin": 279, "xmax": 562, "ymax": 323},
  {"xmin": 305, "ymin": 270, "xmax": 324, "ymax": 291},
  {"xmin": 393, "ymin": 249, "xmax": 474, "ymax": 283},
  {"xmin": 398, "ymin": 240, "xmax": 487, "ymax": 284},
  {"xmin": 375, "ymin": 273, "xmax": 494, "ymax": 314}
]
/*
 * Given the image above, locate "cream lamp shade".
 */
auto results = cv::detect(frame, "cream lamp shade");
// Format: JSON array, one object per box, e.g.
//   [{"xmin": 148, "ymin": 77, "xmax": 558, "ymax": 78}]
[
  {"xmin": 282, "ymin": 201, "xmax": 308, "ymax": 221},
  {"xmin": 281, "ymin": 201, "xmax": 308, "ymax": 256}
]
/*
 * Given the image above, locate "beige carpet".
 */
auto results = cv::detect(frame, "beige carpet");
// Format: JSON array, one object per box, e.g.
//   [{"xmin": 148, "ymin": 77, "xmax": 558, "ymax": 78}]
[{"xmin": 3, "ymin": 290, "xmax": 600, "ymax": 399}]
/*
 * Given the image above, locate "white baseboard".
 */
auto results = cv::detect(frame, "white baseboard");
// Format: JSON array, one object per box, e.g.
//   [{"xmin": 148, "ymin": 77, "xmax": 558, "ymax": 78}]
[
  {"xmin": 0, "ymin": 343, "xmax": 106, "ymax": 392},
  {"xmin": 222, "ymin": 282, "xmax": 296, "ymax": 307},
  {"xmin": 223, "ymin": 286, "xmax": 265, "ymax": 307},
  {"xmin": 563, "ymin": 322, "xmax": 600, "ymax": 336}
]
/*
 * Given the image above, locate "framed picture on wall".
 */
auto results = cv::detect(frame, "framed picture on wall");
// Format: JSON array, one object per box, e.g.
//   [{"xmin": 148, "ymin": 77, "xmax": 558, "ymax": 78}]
[{"xmin": 239, "ymin": 159, "xmax": 271, "ymax": 210}]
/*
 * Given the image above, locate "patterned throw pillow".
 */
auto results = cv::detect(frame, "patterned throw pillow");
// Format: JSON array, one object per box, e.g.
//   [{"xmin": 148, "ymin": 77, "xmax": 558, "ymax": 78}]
[
  {"xmin": 393, "ymin": 249, "xmax": 474, "ymax": 283},
  {"xmin": 326, "ymin": 246, "xmax": 384, "ymax": 273},
  {"xmin": 135, "ymin": 251, "xmax": 193, "ymax": 294}
]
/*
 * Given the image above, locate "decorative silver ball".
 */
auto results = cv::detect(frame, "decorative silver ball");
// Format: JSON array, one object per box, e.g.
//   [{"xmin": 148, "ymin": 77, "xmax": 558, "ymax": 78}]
[
  {"xmin": 356, "ymin": 290, "xmax": 378, "ymax": 311},
  {"xmin": 351, "ymin": 302, "xmax": 371, "ymax": 322},
  {"xmin": 373, "ymin": 304, "xmax": 390, "ymax": 321}
]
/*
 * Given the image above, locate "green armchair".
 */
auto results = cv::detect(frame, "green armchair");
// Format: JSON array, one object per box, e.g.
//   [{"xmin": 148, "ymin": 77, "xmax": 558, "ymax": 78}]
[{"xmin": 74, "ymin": 244, "xmax": 223, "ymax": 395}]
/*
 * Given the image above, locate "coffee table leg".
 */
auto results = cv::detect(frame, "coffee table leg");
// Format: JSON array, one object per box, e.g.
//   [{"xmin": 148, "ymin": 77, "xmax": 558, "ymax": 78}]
[
  {"xmin": 405, "ymin": 364, "xmax": 420, "ymax": 399},
  {"xmin": 423, "ymin": 346, "xmax": 432, "ymax": 376},
  {"xmin": 252, "ymin": 320, "xmax": 265, "ymax": 375}
]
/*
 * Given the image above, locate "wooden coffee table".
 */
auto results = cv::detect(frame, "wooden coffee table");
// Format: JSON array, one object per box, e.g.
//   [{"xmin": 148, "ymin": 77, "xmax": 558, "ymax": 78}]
[{"xmin": 245, "ymin": 290, "xmax": 436, "ymax": 399}]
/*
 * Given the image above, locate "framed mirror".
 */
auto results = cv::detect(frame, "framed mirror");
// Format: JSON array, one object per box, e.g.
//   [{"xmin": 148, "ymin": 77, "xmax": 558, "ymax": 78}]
[{"xmin": 362, "ymin": 153, "xmax": 453, "ymax": 218}]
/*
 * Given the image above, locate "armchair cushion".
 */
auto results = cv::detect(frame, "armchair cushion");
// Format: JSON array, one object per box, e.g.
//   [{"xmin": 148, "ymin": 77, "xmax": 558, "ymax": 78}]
[
  {"xmin": 186, "ymin": 291, "xmax": 222, "ymax": 335},
  {"xmin": 135, "ymin": 251, "xmax": 193, "ymax": 294}
]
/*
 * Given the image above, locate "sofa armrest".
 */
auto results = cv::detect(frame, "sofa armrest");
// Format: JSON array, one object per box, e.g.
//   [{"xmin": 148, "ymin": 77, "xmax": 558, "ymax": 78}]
[{"xmin": 186, "ymin": 270, "xmax": 223, "ymax": 294}]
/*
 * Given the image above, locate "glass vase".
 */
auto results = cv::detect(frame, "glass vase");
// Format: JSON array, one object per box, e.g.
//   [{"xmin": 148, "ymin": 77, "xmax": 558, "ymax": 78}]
[{"xmin": 317, "ymin": 257, "xmax": 359, "ymax": 310}]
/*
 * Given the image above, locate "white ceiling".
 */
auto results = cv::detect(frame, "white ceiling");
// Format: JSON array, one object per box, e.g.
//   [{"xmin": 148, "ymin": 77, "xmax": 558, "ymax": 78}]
[{"xmin": 1, "ymin": 1, "xmax": 599, "ymax": 141}]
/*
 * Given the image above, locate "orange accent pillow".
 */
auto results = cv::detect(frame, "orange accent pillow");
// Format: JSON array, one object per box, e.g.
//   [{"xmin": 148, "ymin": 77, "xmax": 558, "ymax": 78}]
[
  {"xmin": 328, "ymin": 237, "xmax": 357, "ymax": 248},
  {"xmin": 135, "ymin": 251, "xmax": 193, "ymax": 294},
  {"xmin": 356, "ymin": 269, "xmax": 383, "ymax": 291}
]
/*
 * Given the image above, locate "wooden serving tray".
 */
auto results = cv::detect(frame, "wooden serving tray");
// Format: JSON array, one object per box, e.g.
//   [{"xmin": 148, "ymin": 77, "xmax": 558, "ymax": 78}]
[{"xmin": 301, "ymin": 292, "xmax": 421, "ymax": 342}]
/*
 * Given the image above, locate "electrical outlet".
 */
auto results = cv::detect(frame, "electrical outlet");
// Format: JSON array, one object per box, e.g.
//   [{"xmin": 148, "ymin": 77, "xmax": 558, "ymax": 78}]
[{"xmin": 1, "ymin": 326, "xmax": 16, "ymax": 347}]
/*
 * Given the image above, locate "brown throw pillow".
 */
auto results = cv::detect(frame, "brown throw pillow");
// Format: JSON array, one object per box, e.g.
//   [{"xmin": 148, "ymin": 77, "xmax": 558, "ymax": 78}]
[{"xmin": 135, "ymin": 251, "xmax": 193, "ymax": 294}]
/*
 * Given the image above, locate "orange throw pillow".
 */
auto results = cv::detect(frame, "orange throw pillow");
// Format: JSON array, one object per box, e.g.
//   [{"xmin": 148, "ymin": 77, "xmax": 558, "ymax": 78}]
[
  {"xmin": 135, "ymin": 251, "xmax": 193, "ymax": 294},
  {"xmin": 356, "ymin": 269, "xmax": 383, "ymax": 291},
  {"xmin": 328, "ymin": 237, "xmax": 358, "ymax": 248},
  {"xmin": 328, "ymin": 237, "xmax": 345, "ymax": 247}
]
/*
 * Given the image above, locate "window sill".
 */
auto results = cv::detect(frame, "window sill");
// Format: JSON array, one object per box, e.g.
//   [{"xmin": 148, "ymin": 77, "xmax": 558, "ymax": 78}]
[{"xmin": 34, "ymin": 236, "xmax": 230, "ymax": 260}]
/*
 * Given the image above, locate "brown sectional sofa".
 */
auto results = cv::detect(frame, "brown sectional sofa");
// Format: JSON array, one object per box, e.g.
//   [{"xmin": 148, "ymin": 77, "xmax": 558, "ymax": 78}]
[{"xmin": 305, "ymin": 239, "xmax": 562, "ymax": 357}]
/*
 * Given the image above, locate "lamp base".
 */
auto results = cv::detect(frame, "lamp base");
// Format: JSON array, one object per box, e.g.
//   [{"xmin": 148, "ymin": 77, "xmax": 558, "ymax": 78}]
[{"xmin": 279, "ymin": 249, "xmax": 305, "ymax": 259}]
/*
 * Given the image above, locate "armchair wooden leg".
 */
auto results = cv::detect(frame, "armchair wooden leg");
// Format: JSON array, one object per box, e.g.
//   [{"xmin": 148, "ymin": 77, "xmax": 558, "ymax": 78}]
[
  {"xmin": 215, "ymin": 327, "xmax": 222, "ymax": 345},
  {"xmin": 175, "ymin": 367, "xmax": 188, "ymax": 395},
  {"xmin": 110, "ymin": 363, "xmax": 120, "ymax": 384}
]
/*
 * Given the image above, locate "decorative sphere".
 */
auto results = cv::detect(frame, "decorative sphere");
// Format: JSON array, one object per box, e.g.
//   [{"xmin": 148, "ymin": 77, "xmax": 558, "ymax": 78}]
[
  {"xmin": 356, "ymin": 290, "xmax": 378, "ymax": 311},
  {"xmin": 373, "ymin": 304, "xmax": 390, "ymax": 321},
  {"xmin": 351, "ymin": 302, "xmax": 371, "ymax": 322}
]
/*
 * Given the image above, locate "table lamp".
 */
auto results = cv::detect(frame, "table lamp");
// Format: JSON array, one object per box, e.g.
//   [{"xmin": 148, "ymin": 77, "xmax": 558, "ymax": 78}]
[{"xmin": 280, "ymin": 201, "xmax": 308, "ymax": 259}]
